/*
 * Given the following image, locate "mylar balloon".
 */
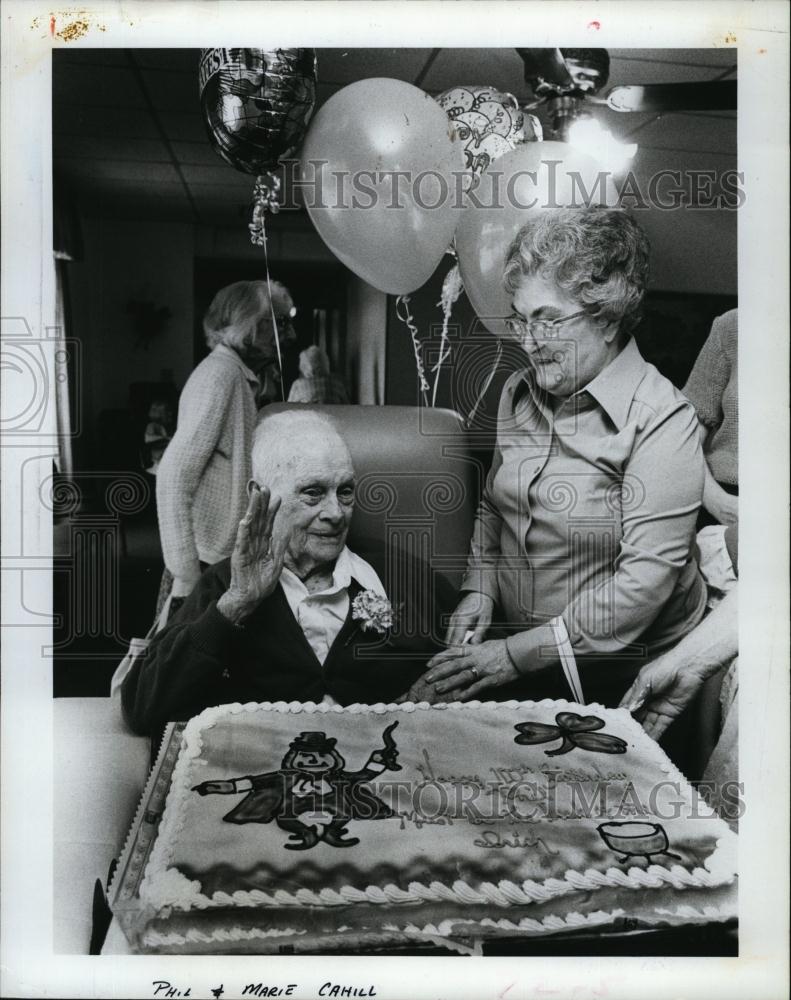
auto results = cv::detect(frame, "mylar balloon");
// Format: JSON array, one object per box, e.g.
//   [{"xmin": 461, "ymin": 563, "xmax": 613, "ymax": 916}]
[
  {"xmin": 199, "ymin": 48, "xmax": 317, "ymax": 175},
  {"xmin": 437, "ymin": 85, "xmax": 541, "ymax": 189},
  {"xmin": 455, "ymin": 141, "xmax": 617, "ymax": 337},
  {"xmin": 299, "ymin": 78, "xmax": 465, "ymax": 296}
]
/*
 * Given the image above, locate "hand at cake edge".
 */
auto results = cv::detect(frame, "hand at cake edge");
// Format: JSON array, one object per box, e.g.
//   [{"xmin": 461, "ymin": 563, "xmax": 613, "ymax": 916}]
[{"xmin": 424, "ymin": 638, "xmax": 519, "ymax": 700}]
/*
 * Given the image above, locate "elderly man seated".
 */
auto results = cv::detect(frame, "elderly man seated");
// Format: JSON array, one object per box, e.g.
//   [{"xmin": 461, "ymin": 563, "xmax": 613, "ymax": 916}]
[{"xmin": 122, "ymin": 411, "xmax": 445, "ymax": 736}]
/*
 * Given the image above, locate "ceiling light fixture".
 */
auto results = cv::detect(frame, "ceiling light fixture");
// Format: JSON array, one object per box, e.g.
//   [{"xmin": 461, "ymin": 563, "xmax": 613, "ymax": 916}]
[{"xmin": 566, "ymin": 116, "xmax": 638, "ymax": 175}]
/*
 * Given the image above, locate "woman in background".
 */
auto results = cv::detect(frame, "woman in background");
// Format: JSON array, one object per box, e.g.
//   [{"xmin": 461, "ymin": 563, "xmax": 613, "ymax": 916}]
[
  {"xmin": 156, "ymin": 279, "xmax": 295, "ymax": 615},
  {"xmin": 287, "ymin": 344, "xmax": 349, "ymax": 404}
]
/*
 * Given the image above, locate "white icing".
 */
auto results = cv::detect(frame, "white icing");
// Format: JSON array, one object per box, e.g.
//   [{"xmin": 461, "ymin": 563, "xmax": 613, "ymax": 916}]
[{"xmin": 137, "ymin": 699, "xmax": 738, "ymax": 939}]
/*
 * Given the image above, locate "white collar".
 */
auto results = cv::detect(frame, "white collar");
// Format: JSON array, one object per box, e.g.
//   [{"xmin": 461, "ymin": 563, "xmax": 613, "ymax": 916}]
[{"xmin": 279, "ymin": 546, "xmax": 387, "ymax": 602}]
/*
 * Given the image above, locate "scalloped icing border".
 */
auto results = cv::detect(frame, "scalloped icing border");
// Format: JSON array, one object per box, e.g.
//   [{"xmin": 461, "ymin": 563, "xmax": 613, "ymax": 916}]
[
  {"xmin": 140, "ymin": 699, "xmax": 738, "ymax": 914},
  {"xmin": 139, "ymin": 900, "xmax": 736, "ymax": 950}
]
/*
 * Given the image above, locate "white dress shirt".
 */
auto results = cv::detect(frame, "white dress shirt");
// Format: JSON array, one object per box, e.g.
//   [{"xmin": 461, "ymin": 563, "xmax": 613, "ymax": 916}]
[{"xmin": 279, "ymin": 546, "xmax": 387, "ymax": 666}]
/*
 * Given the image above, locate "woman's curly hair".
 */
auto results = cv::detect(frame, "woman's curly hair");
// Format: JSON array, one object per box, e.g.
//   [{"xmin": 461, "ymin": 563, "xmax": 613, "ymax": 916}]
[{"xmin": 503, "ymin": 207, "xmax": 650, "ymax": 336}]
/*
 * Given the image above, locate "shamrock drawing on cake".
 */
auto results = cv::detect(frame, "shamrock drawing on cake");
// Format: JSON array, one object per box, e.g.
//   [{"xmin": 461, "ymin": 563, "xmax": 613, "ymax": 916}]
[
  {"xmin": 514, "ymin": 712, "xmax": 628, "ymax": 756},
  {"xmin": 192, "ymin": 723, "xmax": 401, "ymax": 851}
]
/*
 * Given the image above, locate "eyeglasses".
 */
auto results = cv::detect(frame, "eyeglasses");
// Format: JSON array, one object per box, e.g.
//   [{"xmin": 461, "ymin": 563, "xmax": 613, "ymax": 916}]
[{"xmin": 505, "ymin": 309, "xmax": 589, "ymax": 343}]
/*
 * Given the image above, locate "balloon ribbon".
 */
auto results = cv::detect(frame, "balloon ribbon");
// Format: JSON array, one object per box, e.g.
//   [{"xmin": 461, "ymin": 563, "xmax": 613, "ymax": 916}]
[
  {"xmin": 465, "ymin": 340, "xmax": 503, "ymax": 429},
  {"xmin": 395, "ymin": 295, "xmax": 430, "ymax": 407},
  {"xmin": 431, "ymin": 263, "xmax": 464, "ymax": 406},
  {"xmin": 251, "ymin": 204, "xmax": 286, "ymax": 402},
  {"xmin": 248, "ymin": 173, "xmax": 282, "ymax": 247}
]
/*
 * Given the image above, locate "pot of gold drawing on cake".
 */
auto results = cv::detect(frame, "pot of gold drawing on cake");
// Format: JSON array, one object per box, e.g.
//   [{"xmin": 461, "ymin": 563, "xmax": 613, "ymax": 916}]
[{"xmin": 597, "ymin": 821, "xmax": 681, "ymax": 865}]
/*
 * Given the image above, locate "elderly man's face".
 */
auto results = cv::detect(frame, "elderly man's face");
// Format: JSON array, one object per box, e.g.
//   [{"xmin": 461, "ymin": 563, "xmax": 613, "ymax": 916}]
[{"xmin": 269, "ymin": 435, "xmax": 355, "ymax": 576}]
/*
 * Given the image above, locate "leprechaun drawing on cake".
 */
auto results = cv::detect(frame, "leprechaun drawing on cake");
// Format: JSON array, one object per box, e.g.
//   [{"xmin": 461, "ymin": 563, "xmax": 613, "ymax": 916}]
[{"xmin": 192, "ymin": 722, "xmax": 401, "ymax": 851}]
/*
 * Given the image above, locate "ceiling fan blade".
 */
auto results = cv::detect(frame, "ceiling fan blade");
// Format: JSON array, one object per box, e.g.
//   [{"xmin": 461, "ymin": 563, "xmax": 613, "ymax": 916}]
[
  {"xmin": 606, "ymin": 79, "xmax": 737, "ymax": 113},
  {"xmin": 517, "ymin": 48, "xmax": 574, "ymax": 90}
]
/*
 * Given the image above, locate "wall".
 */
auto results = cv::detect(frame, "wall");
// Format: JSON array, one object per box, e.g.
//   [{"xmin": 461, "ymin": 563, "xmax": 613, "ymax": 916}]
[
  {"xmin": 67, "ymin": 218, "xmax": 195, "ymax": 467},
  {"xmin": 346, "ymin": 276, "xmax": 387, "ymax": 404}
]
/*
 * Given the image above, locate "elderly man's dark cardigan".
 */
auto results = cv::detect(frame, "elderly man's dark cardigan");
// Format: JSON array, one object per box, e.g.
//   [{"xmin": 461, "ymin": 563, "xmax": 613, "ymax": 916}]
[{"xmin": 121, "ymin": 550, "xmax": 450, "ymax": 737}]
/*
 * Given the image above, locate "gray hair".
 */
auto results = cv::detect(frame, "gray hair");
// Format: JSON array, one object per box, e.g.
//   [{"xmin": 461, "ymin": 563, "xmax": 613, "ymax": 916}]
[
  {"xmin": 503, "ymin": 208, "xmax": 650, "ymax": 336},
  {"xmin": 251, "ymin": 410, "xmax": 350, "ymax": 487},
  {"xmin": 203, "ymin": 279, "xmax": 292, "ymax": 352},
  {"xmin": 298, "ymin": 345, "xmax": 330, "ymax": 378}
]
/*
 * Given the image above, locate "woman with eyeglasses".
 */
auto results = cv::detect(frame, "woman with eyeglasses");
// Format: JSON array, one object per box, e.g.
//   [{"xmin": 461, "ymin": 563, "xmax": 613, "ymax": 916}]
[
  {"xmin": 418, "ymin": 207, "xmax": 707, "ymax": 708},
  {"xmin": 156, "ymin": 280, "xmax": 297, "ymax": 619}
]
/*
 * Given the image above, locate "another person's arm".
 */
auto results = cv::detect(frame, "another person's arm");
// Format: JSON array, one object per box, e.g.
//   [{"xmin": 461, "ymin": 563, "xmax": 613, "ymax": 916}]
[
  {"xmin": 700, "ymin": 425, "xmax": 738, "ymax": 526},
  {"xmin": 683, "ymin": 318, "xmax": 736, "ymax": 525},
  {"xmin": 619, "ymin": 588, "xmax": 738, "ymax": 739},
  {"xmin": 156, "ymin": 363, "xmax": 234, "ymax": 597},
  {"xmin": 448, "ymin": 407, "xmax": 510, "ymax": 646}
]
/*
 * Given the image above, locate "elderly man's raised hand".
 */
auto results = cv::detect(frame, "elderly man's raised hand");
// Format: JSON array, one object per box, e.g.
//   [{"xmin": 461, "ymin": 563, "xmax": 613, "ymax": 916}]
[{"xmin": 217, "ymin": 484, "xmax": 291, "ymax": 625}]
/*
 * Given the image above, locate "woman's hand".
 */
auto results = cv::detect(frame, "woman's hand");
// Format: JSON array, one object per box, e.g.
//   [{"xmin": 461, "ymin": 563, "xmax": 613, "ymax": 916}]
[
  {"xmin": 217, "ymin": 485, "xmax": 291, "ymax": 624},
  {"xmin": 619, "ymin": 657, "xmax": 710, "ymax": 741},
  {"xmin": 444, "ymin": 592, "xmax": 495, "ymax": 646},
  {"xmin": 422, "ymin": 639, "xmax": 519, "ymax": 701}
]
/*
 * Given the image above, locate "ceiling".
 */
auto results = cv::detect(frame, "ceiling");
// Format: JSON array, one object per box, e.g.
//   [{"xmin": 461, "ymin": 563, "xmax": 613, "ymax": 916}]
[{"xmin": 53, "ymin": 47, "xmax": 737, "ymax": 227}]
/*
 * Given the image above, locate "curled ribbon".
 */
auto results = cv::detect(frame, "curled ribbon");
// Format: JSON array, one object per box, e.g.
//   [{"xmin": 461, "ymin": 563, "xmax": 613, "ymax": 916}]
[{"xmin": 395, "ymin": 294, "xmax": 430, "ymax": 406}]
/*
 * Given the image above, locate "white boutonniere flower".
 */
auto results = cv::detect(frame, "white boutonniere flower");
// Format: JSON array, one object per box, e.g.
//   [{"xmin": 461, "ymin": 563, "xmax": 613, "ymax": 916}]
[{"xmin": 351, "ymin": 590, "xmax": 396, "ymax": 635}]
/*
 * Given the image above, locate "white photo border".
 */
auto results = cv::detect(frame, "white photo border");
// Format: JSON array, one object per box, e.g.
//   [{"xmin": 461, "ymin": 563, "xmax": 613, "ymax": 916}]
[{"xmin": 1, "ymin": 2, "xmax": 789, "ymax": 998}]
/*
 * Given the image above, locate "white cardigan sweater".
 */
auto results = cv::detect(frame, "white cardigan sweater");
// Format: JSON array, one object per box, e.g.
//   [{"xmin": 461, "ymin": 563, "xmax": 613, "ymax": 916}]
[{"xmin": 156, "ymin": 344, "xmax": 259, "ymax": 593}]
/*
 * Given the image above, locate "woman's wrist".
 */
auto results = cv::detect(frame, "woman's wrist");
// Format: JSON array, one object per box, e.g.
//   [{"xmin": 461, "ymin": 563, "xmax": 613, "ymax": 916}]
[{"xmin": 505, "ymin": 624, "xmax": 560, "ymax": 676}]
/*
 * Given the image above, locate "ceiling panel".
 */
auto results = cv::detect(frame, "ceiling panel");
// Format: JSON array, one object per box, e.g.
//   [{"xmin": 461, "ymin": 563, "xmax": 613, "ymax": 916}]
[
  {"xmin": 628, "ymin": 112, "xmax": 736, "ymax": 155},
  {"xmin": 186, "ymin": 183, "xmax": 255, "ymax": 203},
  {"xmin": 52, "ymin": 105, "xmax": 161, "ymax": 139},
  {"xmin": 54, "ymin": 135, "xmax": 170, "ymax": 162},
  {"xmin": 317, "ymin": 49, "xmax": 432, "ymax": 86},
  {"xmin": 52, "ymin": 63, "xmax": 145, "ymax": 108},
  {"xmin": 56, "ymin": 158, "xmax": 182, "ymax": 184},
  {"xmin": 132, "ymin": 49, "xmax": 199, "ymax": 72},
  {"xmin": 420, "ymin": 48, "xmax": 526, "ymax": 97},
  {"xmin": 139, "ymin": 67, "xmax": 201, "ymax": 112},
  {"xmin": 609, "ymin": 48, "xmax": 737, "ymax": 68},
  {"xmin": 158, "ymin": 111, "xmax": 208, "ymax": 142},
  {"xmin": 606, "ymin": 56, "xmax": 736, "ymax": 87},
  {"xmin": 52, "ymin": 49, "xmax": 130, "ymax": 68},
  {"xmin": 181, "ymin": 163, "xmax": 254, "ymax": 187},
  {"xmin": 170, "ymin": 140, "xmax": 229, "ymax": 166}
]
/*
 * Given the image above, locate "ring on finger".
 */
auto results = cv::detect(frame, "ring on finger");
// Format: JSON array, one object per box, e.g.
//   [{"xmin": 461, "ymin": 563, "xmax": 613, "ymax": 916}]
[{"xmin": 469, "ymin": 666, "xmax": 479, "ymax": 681}]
